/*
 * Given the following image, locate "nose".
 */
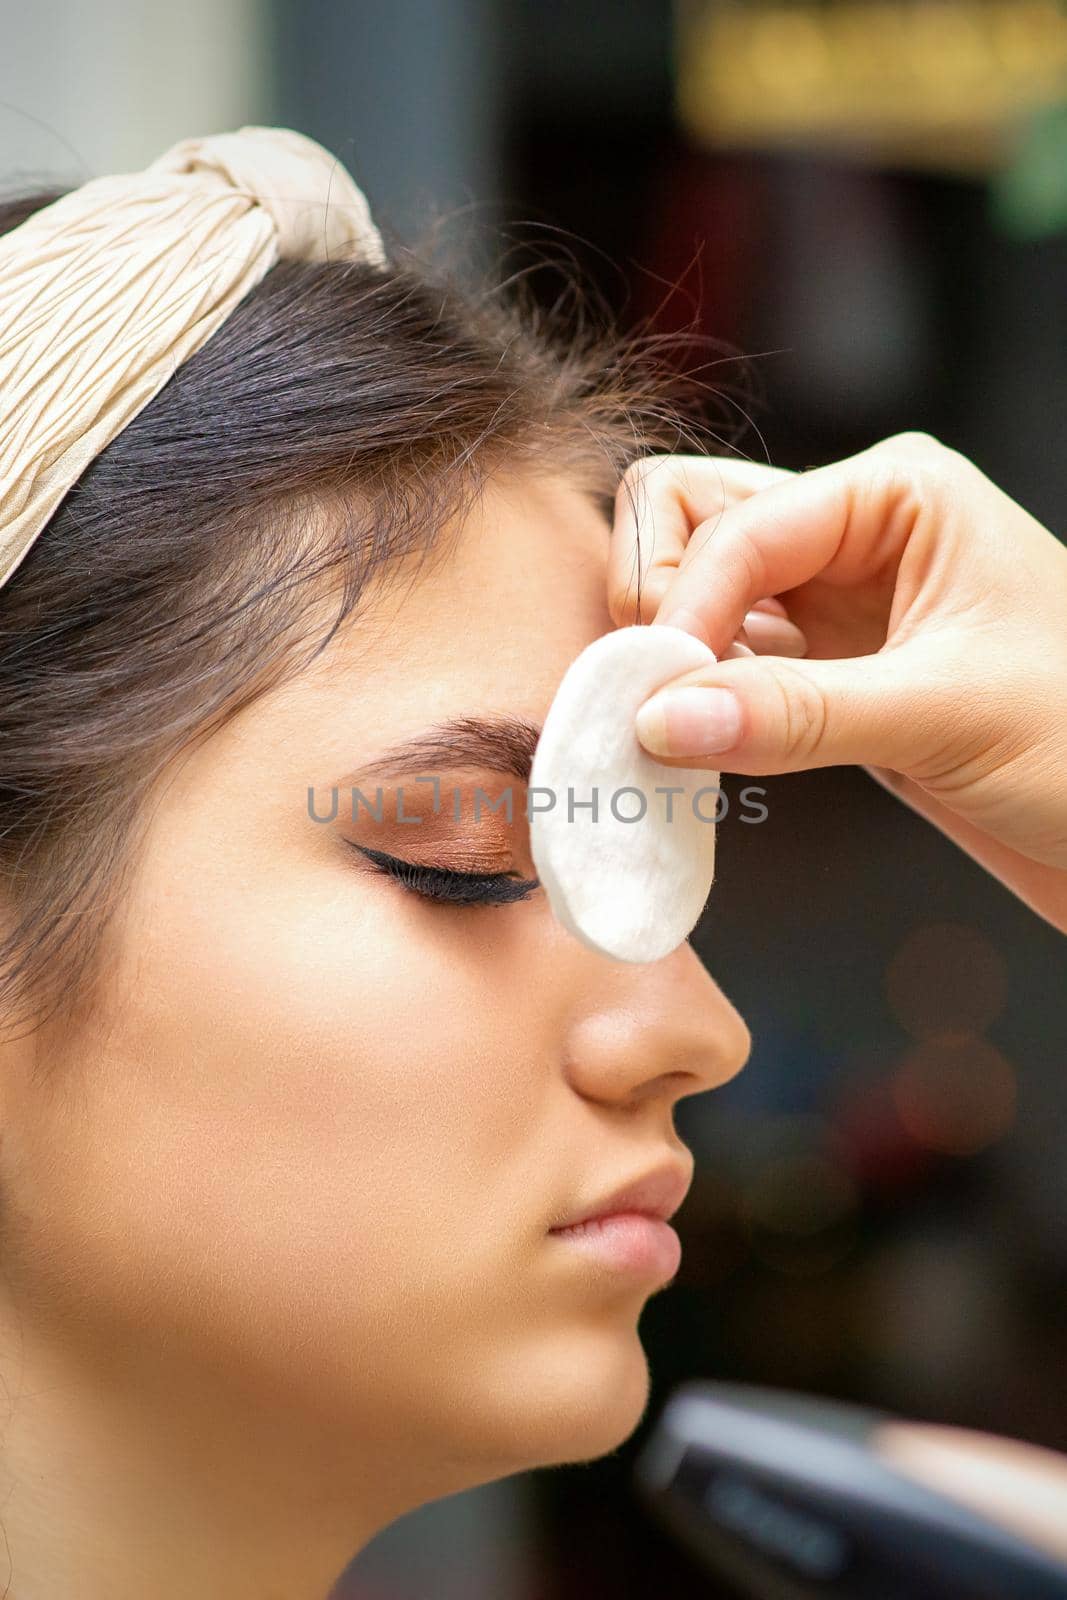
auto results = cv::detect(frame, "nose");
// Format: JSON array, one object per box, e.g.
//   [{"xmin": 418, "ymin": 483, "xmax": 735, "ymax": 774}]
[{"xmin": 561, "ymin": 941, "xmax": 752, "ymax": 1112}]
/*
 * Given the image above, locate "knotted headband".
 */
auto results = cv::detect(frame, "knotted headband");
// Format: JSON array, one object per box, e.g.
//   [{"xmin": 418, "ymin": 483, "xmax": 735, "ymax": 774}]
[{"xmin": 0, "ymin": 124, "xmax": 387, "ymax": 593}]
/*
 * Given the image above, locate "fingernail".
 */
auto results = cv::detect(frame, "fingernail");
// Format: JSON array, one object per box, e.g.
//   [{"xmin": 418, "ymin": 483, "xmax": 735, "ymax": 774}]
[
  {"xmin": 635, "ymin": 687, "xmax": 743, "ymax": 756},
  {"xmin": 741, "ymin": 610, "xmax": 807, "ymax": 658}
]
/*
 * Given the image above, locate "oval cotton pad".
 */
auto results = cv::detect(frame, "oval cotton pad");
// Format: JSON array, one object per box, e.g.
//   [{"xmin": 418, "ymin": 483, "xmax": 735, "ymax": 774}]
[{"xmin": 529, "ymin": 623, "xmax": 720, "ymax": 963}]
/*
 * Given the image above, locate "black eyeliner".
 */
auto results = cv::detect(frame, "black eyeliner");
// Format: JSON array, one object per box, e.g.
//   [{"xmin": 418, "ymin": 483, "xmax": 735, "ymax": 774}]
[{"xmin": 347, "ymin": 842, "xmax": 539, "ymax": 906}]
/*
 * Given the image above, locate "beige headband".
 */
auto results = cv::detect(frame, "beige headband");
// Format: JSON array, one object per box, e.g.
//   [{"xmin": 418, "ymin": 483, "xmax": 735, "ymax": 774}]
[{"xmin": 0, "ymin": 124, "xmax": 387, "ymax": 593}]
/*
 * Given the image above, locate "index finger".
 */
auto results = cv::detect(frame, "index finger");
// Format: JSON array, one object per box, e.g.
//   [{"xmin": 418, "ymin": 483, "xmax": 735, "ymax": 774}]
[
  {"xmin": 653, "ymin": 439, "xmax": 923, "ymax": 656},
  {"xmin": 607, "ymin": 454, "xmax": 796, "ymax": 627}
]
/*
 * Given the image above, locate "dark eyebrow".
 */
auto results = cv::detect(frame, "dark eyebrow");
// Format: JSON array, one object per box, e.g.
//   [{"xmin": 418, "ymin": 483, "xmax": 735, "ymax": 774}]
[{"xmin": 342, "ymin": 715, "xmax": 543, "ymax": 787}]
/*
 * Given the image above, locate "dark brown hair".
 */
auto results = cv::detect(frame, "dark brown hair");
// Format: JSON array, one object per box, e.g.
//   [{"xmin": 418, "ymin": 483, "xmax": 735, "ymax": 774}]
[{"xmin": 0, "ymin": 188, "xmax": 754, "ymax": 1040}]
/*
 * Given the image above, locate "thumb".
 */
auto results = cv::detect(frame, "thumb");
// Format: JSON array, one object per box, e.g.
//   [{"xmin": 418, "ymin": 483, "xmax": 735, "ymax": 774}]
[{"xmin": 634, "ymin": 647, "xmax": 945, "ymax": 775}]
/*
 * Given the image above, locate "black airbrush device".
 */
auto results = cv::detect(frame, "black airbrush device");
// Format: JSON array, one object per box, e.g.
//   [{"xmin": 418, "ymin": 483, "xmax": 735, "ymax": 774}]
[{"xmin": 634, "ymin": 1382, "xmax": 1067, "ymax": 1600}]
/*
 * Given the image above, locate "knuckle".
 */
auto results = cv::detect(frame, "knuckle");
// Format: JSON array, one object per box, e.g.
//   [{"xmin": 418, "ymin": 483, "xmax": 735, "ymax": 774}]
[
  {"xmin": 774, "ymin": 662, "xmax": 830, "ymax": 762},
  {"xmin": 876, "ymin": 430, "xmax": 972, "ymax": 483},
  {"xmin": 614, "ymin": 451, "xmax": 699, "ymax": 514},
  {"xmin": 728, "ymin": 526, "xmax": 769, "ymax": 600},
  {"xmin": 865, "ymin": 430, "xmax": 958, "ymax": 509},
  {"xmin": 880, "ymin": 429, "xmax": 945, "ymax": 455},
  {"xmin": 615, "ymin": 453, "xmax": 667, "ymax": 508},
  {"xmin": 864, "ymin": 431, "xmax": 932, "ymax": 483}
]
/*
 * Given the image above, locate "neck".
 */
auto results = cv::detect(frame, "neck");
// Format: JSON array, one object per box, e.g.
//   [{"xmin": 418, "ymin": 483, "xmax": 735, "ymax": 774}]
[{"xmin": 0, "ymin": 1303, "xmax": 427, "ymax": 1600}]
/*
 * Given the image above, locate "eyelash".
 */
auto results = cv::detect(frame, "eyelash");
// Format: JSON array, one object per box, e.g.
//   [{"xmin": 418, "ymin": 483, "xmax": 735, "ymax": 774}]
[{"xmin": 348, "ymin": 843, "xmax": 540, "ymax": 907}]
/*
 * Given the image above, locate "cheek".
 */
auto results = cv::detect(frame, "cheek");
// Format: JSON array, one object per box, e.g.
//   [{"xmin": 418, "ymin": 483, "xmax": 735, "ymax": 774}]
[{"xmin": 6, "ymin": 844, "xmax": 552, "ymax": 1423}]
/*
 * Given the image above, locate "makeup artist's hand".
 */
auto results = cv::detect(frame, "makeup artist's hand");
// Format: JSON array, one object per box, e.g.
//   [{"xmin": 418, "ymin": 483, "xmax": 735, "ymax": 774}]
[
  {"xmin": 878, "ymin": 1420, "xmax": 1067, "ymax": 1564},
  {"xmin": 608, "ymin": 435, "xmax": 1067, "ymax": 934}
]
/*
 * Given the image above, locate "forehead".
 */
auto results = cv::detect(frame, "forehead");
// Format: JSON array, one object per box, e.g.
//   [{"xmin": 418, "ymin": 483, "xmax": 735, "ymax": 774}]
[
  {"xmin": 248, "ymin": 471, "xmax": 618, "ymax": 786},
  {"xmin": 326, "ymin": 470, "xmax": 614, "ymax": 711}
]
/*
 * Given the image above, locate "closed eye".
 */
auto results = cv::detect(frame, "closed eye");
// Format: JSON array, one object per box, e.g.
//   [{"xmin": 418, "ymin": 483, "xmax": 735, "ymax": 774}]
[{"xmin": 348, "ymin": 842, "xmax": 540, "ymax": 906}]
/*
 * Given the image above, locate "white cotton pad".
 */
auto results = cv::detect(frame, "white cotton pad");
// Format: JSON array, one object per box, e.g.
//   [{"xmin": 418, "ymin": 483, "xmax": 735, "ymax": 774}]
[{"xmin": 529, "ymin": 623, "xmax": 720, "ymax": 964}]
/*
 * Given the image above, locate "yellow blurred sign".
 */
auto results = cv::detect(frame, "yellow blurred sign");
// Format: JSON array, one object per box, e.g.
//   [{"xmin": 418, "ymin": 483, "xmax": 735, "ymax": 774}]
[{"xmin": 674, "ymin": 0, "xmax": 1067, "ymax": 174}]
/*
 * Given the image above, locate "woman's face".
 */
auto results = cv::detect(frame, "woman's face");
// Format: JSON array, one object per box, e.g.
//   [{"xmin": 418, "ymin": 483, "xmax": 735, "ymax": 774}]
[{"xmin": 0, "ymin": 471, "xmax": 750, "ymax": 1562}]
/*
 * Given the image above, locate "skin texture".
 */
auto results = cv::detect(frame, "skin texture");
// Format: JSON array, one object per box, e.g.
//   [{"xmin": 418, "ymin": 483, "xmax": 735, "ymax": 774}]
[{"xmin": 0, "ymin": 470, "xmax": 751, "ymax": 1600}]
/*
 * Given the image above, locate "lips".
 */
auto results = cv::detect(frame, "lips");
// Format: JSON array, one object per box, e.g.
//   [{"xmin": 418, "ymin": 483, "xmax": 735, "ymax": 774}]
[{"xmin": 549, "ymin": 1159, "xmax": 693, "ymax": 1232}]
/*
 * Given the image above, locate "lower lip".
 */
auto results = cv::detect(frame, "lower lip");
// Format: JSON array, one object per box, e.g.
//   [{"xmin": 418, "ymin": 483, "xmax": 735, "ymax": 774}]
[{"xmin": 548, "ymin": 1211, "xmax": 682, "ymax": 1281}]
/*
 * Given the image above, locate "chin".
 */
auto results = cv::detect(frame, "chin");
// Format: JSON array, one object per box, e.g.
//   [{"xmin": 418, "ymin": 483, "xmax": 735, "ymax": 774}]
[
  {"xmin": 417, "ymin": 1313, "xmax": 659, "ymax": 1499},
  {"xmin": 491, "ymin": 1319, "xmax": 656, "ymax": 1474}
]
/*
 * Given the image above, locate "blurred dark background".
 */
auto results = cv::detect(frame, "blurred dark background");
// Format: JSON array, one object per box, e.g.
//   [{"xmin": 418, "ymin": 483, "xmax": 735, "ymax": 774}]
[{"xmin": 6, "ymin": 2, "xmax": 1064, "ymax": 1594}]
